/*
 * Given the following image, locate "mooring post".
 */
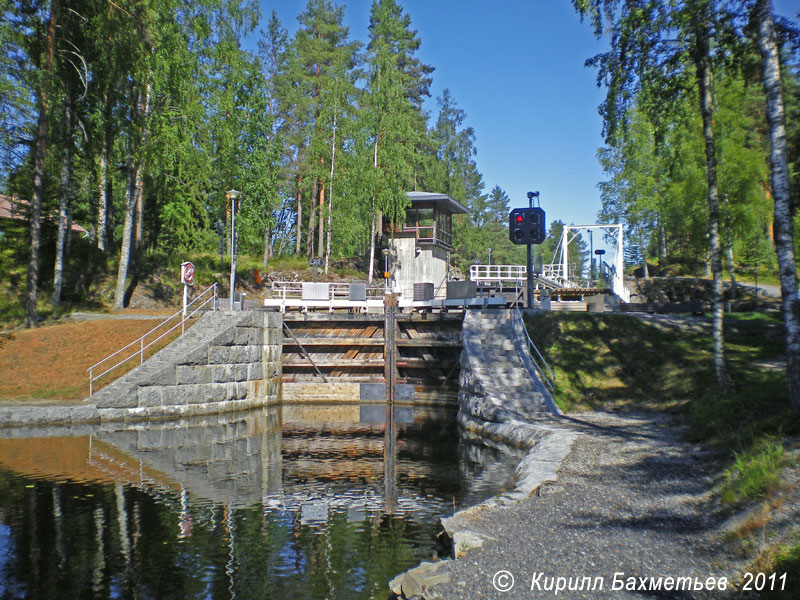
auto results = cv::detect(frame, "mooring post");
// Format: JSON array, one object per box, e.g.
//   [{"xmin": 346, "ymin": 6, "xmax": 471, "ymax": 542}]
[{"xmin": 384, "ymin": 293, "xmax": 398, "ymax": 404}]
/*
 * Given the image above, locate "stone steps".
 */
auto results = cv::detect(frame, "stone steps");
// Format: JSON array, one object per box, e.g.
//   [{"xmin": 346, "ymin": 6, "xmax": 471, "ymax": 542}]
[
  {"xmin": 90, "ymin": 311, "xmax": 258, "ymax": 408},
  {"xmin": 459, "ymin": 308, "xmax": 560, "ymax": 422}
]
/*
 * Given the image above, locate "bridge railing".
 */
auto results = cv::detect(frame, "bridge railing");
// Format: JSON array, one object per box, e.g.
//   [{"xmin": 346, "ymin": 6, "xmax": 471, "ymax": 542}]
[
  {"xmin": 270, "ymin": 281, "xmax": 385, "ymax": 300},
  {"xmin": 87, "ymin": 283, "xmax": 218, "ymax": 397},
  {"xmin": 469, "ymin": 264, "xmax": 574, "ymax": 288}
]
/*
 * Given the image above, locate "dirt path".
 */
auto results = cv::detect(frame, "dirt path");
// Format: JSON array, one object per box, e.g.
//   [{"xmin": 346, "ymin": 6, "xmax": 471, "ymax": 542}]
[{"xmin": 419, "ymin": 412, "xmax": 763, "ymax": 599}]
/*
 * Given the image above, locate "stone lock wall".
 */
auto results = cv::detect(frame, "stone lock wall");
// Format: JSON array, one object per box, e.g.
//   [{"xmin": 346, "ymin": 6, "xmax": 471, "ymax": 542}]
[{"xmin": 95, "ymin": 311, "xmax": 282, "ymax": 422}]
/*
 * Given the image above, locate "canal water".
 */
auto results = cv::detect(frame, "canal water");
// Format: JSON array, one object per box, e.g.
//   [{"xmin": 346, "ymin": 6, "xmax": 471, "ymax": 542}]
[{"xmin": 0, "ymin": 404, "xmax": 522, "ymax": 599}]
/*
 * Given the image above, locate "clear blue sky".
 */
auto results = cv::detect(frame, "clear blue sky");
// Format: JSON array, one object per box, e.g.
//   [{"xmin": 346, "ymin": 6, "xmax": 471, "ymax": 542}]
[{"xmin": 255, "ymin": 1, "xmax": 799, "ymax": 237}]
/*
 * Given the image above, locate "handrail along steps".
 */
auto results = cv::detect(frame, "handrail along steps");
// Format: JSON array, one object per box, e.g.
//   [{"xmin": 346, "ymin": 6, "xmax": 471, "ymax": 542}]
[
  {"xmin": 87, "ymin": 283, "xmax": 219, "ymax": 397},
  {"xmin": 513, "ymin": 304, "xmax": 556, "ymax": 393}
]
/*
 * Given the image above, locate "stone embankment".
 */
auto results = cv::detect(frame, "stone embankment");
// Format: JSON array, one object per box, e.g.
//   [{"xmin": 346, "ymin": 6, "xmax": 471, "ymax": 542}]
[
  {"xmin": 390, "ymin": 309, "xmax": 579, "ymax": 598},
  {"xmin": 0, "ymin": 310, "xmax": 282, "ymax": 427}
]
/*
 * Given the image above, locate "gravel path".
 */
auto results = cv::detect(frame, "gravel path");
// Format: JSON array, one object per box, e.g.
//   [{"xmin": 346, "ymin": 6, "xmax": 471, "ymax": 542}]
[{"xmin": 422, "ymin": 411, "xmax": 752, "ymax": 599}]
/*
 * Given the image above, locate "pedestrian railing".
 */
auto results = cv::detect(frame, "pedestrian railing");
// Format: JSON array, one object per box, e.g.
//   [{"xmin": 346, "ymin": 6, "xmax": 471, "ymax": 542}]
[
  {"xmin": 87, "ymin": 283, "xmax": 218, "ymax": 397},
  {"xmin": 269, "ymin": 281, "xmax": 384, "ymax": 300},
  {"xmin": 513, "ymin": 304, "xmax": 556, "ymax": 393}
]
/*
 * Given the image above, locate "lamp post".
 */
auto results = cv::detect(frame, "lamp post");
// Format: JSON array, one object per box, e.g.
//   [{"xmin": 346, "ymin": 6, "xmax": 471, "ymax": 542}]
[
  {"xmin": 226, "ymin": 189, "xmax": 241, "ymax": 310},
  {"xmin": 382, "ymin": 248, "xmax": 390, "ymax": 292}
]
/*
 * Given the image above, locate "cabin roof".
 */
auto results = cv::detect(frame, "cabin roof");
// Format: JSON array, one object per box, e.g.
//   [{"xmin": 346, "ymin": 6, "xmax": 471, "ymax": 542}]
[
  {"xmin": 405, "ymin": 191, "xmax": 468, "ymax": 215},
  {"xmin": 0, "ymin": 195, "xmax": 89, "ymax": 235}
]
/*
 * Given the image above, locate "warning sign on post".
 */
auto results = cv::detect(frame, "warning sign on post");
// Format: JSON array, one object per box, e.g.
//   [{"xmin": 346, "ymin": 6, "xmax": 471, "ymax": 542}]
[{"xmin": 180, "ymin": 261, "xmax": 195, "ymax": 286}]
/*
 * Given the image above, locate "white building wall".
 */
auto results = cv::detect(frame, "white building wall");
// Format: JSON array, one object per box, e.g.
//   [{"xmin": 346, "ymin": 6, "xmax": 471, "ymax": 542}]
[{"xmin": 390, "ymin": 235, "xmax": 450, "ymax": 299}]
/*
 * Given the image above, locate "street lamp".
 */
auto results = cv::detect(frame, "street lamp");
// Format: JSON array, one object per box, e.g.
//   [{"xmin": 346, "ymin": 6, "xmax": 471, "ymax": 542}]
[
  {"xmin": 487, "ymin": 247, "xmax": 492, "ymax": 267},
  {"xmin": 226, "ymin": 189, "xmax": 241, "ymax": 310}
]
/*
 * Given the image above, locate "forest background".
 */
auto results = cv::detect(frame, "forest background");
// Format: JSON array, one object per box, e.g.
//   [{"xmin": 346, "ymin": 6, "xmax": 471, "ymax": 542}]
[{"xmin": 0, "ymin": 0, "xmax": 799, "ymax": 323}]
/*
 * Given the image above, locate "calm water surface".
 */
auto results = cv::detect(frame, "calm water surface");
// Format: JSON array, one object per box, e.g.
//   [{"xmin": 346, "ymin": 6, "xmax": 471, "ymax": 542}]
[{"xmin": 0, "ymin": 403, "xmax": 522, "ymax": 599}]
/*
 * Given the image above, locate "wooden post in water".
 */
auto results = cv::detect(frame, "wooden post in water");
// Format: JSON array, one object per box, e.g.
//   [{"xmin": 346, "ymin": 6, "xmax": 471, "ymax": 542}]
[{"xmin": 384, "ymin": 293, "xmax": 398, "ymax": 404}]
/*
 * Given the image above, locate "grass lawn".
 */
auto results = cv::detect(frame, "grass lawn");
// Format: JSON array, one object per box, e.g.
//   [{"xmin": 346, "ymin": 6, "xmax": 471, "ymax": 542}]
[
  {"xmin": 524, "ymin": 310, "xmax": 799, "ymax": 584},
  {"xmin": 0, "ymin": 314, "xmax": 179, "ymax": 401}
]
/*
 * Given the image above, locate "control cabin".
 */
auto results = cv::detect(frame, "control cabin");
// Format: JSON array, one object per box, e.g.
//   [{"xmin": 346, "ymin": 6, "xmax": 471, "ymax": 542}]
[{"xmin": 383, "ymin": 191, "xmax": 468, "ymax": 300}]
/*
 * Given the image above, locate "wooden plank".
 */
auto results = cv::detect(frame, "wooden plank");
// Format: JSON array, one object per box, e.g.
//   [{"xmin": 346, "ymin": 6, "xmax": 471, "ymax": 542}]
[
  {"xmin": 282, "ymin": 337, "xmax": 460, "ymax": 347},
  {"xmin": 284, "ymin": 359, "xmax": 385, "ymax": 367}
]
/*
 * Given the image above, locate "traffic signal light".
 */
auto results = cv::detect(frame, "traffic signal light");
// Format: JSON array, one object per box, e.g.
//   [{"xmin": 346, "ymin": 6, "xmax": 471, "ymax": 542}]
[{"xmin": 509, "ymin": 207, "xmax": 546, "ymax": 245}]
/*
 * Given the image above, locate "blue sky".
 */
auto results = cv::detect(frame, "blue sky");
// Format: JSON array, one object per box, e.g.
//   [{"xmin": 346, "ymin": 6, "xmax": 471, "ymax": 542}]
[{"xmin": 254, "ymin": 1, "xmax": 799, "ymax": 244}]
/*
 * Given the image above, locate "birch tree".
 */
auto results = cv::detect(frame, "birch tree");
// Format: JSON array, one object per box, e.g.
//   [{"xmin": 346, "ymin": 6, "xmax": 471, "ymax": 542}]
[
  {"xmin": 574, "ymin": 0, "xmax": 734, "ymax": 388},
  {"xmin": 753, "ymin": 0, "xmax": 800, "ymax": 409}
]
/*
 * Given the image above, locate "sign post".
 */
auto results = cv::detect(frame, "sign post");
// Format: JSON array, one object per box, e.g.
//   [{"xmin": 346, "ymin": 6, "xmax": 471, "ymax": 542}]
[
  {"xmin": 180, "ymin": 261, "xmax": 195, "ymax": 326},
  {"xmin": 309, "ymin": 257, "xmax": 324, "ymax": 283}
]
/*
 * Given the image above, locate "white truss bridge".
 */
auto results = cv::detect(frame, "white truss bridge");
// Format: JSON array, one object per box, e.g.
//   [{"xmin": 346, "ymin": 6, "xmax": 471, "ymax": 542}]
[{"xmin": 470, "ymin": 224, "xmax": 630, "ymax": 303}]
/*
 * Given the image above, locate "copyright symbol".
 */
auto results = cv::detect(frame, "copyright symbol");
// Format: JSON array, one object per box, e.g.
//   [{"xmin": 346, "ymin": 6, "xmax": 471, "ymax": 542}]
[{"xmin": 492, "ymin": 570, "xmax": 515, "ymax": 592}]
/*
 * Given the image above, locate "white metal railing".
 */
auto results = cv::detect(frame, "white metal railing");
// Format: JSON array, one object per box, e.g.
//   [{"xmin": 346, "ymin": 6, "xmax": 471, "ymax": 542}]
[
  {"xmin": 269, "ymin": 281, "xmax": 385, "ymax": 300},
  {"xmin": 514, "ymin": 304, "xmax": 556, "ymax": 393},
  {"xmin": 470, "ymin": 264, "xmax": 526, "ymax": 283},
  {"xmin": 87, "ymin": 283, "xmax": 219, "ymax": 397},
  {"xmin": 470, "ymin": 263, "xmax": 573, "ymax": 288}
]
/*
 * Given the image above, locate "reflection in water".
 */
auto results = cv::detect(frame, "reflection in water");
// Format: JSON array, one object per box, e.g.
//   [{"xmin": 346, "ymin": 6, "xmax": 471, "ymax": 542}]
[{"xmin": 0, "ymin": 404, "xmax": 522, "ymax": 599}]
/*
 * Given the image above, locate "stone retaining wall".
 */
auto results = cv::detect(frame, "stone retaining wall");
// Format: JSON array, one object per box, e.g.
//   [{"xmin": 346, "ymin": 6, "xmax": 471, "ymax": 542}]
[
  {"xmin": 0, "ymin": 311, "xmax": 282, "ymax": 427},
  {"xmin": 96, "ymin": 311, "xmax": 282, "ymax": 422}
]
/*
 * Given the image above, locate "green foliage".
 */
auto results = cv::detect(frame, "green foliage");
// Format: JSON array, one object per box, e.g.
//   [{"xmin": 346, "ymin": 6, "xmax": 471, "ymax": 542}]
[
  {"xmin": 765, "ymin": 543, "xmax": 800, "ymax": 599},
  {"xmin": 719, "ymin": 438, "xmax": 786, "ymax": 504}
]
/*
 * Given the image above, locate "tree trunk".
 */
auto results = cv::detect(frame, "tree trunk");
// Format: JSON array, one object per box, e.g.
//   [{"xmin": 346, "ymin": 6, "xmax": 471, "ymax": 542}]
[
  {"xmin": 657, "ymin": 216, "xmax": 667, "ymax": 262},
  {"xmin": 317, "ymin": 179, "xmax": 325, "ymax": 258},
  {"xmin": 114, "ymin": 83, "xmax": 150, "ymax": 311},
  {"xmin": 133, "ymin": 156, "xmax": 146, "ymax": 251},
  {"xmin": 325, "ymin": 111, "xmax": 337, "ymax": 275},
  {"xmin": 52, "ymin": 88, "xmax": 73, "ymax": 306},
  {"xmin": 135, "ymin": 180, "xmax": 144, "ymax": 249},
  {"xmin": 694, "ymin": 15, "xmax": 731, "ymax": 390},
  {"xmin": 723, "ymin": 195, "xmax": 737, "ymax": 296},
  {"xmin": 756, "ymin": 0, "xmax": 800, "ymax": 409},
  {"xmin": 308, "ymin": 179, "xmax": 317, "ymax": 258},
  {"xmin": 114, "ymin": 168, "xmax": 137, "ymax": 311},
  {"xmin": 97, "ymin": 151, "xmax": 107, "ymax": 251},
  {"xmin": 106, "ymin": 177, "xmax": 113, "ymax": 247},
  {"xmin": 295, "ymin": 178, "xmax": 302, "ymax": 255},
  {"xmin": 368, "ymin": 139, "xmax": 379, "ymax": 284},
  {"xmin": 368, "ymin": 208, "xmax": 376, "ymax": 284},
  {"xmin": 97, "ymin": 88, "xmax": 113, "ymax": 252},
  {"xmin": 65, "ymin": 205, "xmax": 73, "ymax": 258},
  {"xmin": 641, "ymin": 244, "xmax": 649, "ymax": 279},
  {"xmin": 24, "ymin": 0, "xmax": 58, "ymax": 327},
  {"xmin": 262, "ymin": 225, "xmax": 271, "ymax": 270}
]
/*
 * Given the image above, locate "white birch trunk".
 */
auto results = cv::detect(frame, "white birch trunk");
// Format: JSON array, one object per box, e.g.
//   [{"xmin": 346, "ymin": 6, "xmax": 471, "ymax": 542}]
[
  {"xmin": 114, "ymin": 83, "xmax": 150, "ymax": 310},
  {"xmin": 325, "ymin": 110, "xmax": 337, "ymax": 274},
  {"xmin": 368, "ymin": 138, "xmax": 378, "ymax": 284},
  {"xmin": 97, "ymin": 150, "xmax": 107, "ymax": 251},
  {"xmin": 756, "ymin": 0, "xmax": 800, "ymax": 409},
  {"xmin": 695, "ymin": 23, "xmax": 731, "ymax": 389},
  {"xmin": 52, "ymin": 95, "xmax": 72, "ymax": 306}
]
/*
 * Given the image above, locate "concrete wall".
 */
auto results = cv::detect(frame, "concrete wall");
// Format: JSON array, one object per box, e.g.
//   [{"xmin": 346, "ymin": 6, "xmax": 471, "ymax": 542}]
[{"xmin": 390, "ymin": 235, "xmax": 450, "ymax": 299}]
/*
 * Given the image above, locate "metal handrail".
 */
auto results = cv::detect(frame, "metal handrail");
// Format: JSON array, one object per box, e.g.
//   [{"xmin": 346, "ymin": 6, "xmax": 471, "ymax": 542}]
[
  {"xmin": 513, "ymin": 304, "xmax": 556, "ymax": 393},
  {"xmin": 270, "ymin": 281, "xmax": 384, "ymax": 300},
  {"xmin": 88, "ymin": 283, "xmax": 218, "ymax": 396}
]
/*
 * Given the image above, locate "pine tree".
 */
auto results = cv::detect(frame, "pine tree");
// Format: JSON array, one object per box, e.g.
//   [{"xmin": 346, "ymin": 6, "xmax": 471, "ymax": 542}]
[{"xmin": 364, "ymin": 0, "xmax": 430, "ymax": 280}]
